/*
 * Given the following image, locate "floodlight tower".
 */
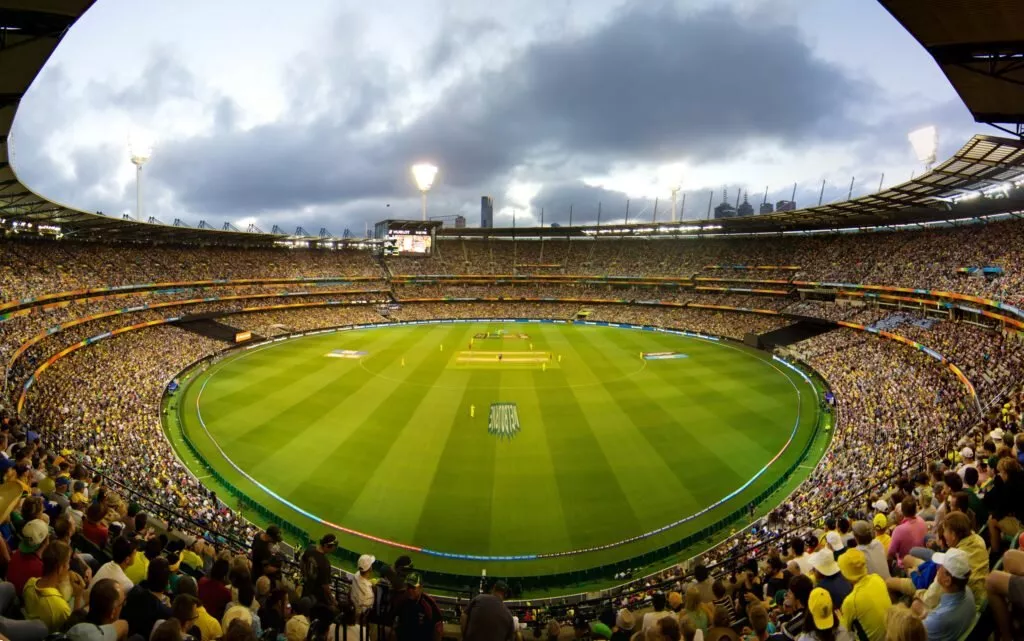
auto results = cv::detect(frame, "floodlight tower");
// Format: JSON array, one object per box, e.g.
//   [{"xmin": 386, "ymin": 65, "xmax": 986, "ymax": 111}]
[
  {"xmin": 908, "ymin": 126, "xmax": 938, "ymax": 171},
  {"xmin": 411, "ymin": 163, "xmax": 439, "ymax": 221},
  {"xmin": 129, "ymin": 132, "xmax": 153, "ymax": 219},
  {"xmin": 670, "ymin": 184, "xmax": 682, "ymax": 223}
]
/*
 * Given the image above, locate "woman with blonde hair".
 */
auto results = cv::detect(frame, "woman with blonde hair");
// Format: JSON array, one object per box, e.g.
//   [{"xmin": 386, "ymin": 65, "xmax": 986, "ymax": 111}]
[
  {"xmin": 679, "ymin": 588, "xmax": 709, "ymax": 634},
  {"xmin": 885, "ymin": 606, "xmax": 926, "ymax": 641}
]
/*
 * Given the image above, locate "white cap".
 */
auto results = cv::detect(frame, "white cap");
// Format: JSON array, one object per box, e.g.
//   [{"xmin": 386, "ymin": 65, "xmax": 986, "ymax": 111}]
[
  {"xmin": 990, "ymin": 428, "xmax": 1005, "ymax": 442},
  {"xmin": 810, "ymin": 548, "xmax": 840, "ymax": 576},
  {"xmin": 872, "ymin": 500, "xmax": 889, "ymax": 513},
  {"xmin": 826, "ymin": 531, "xmax": 845, "ymax": 552},
  {"xmin": 933, "ymin": 548, "xmax": 970, "ymax": 580},
  {"xmin": 22, "ymin": 519, "xmax": 48, "ymax": 547},
  {"xmin": 357, "ymin": 554, "xmax": 375, "ymax": 572},
  {"xmin": 961, "ymin": 447, "xmax": 975, "ymax": 460}
]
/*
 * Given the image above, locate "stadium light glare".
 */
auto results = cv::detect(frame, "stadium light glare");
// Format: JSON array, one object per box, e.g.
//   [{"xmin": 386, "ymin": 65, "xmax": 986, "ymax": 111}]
[
  {"xmin": 908, "ymin": 126, "xmax": 938, "ymax": 168},
  {"xmin": 128, "ymin": 130, "xmax": 154, "ymax": 219},
  {"xmin": 411, "ymin": 163, "xmax": 439, "ymax": 221}
]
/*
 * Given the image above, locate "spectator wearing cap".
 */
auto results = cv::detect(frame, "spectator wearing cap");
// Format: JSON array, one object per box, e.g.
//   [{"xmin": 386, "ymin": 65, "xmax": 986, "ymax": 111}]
[
  {"xmin": 462, "ymin": 579, "xmax": 515, "ymax": 641},
  {"xmin": 122, "ymin": 556, "xmax": 172, "ymax": 639},
  {"xmin": 872, "ymin": 513, "xmax": 890, "ymax": 554},
  {"xmin": 611, "ymin": 608, "xmax": 634, "ymax": 641},
  {"xmin": 393, "ymin": 572, "xmax": 443, "ymax": 641},
  {"xmin": 888, "ymin": 498, "xmax": 927, "ymax": 568},
  {"xmin": 46, "ymin": 476, "xmax": 71, "ymax": 512},
  {"xmin": 177, "ymin": 575, "xmax": 222, "ymax": 641},
  {"xmin": 918, "ymin": 548, "xmax": 975, "ymax": 641},
  {"xmin": 300, "ymin": 534, "xmax": 337, "ymax": 608},
  {"xmin": 851, "ymin": 520, "xmax": 890, "ymax": 580},
  {"xmin": 667, "ymin": 590, "xmax": 683, "ymax": 613},
  {"xmin": 250, "ymin": 526, "xmax": 281, "ymax": 576},
  {"xmin": 350, "ymin": 554, "xmax": 375, "ymax": 618},
  {"xmin": 825, "ymin": 531, "xmax": 846, "ymax": 560},
  {"xmin": 7, "ymin": 519, "xmax": 49, "ymax": 595},
  {"xmin": 837, "ymin": 549, "xmax": 891, "ymax": 641},
  {"xmin": 957, "ymin": 447, "xmax": 977, "ymax": 480},
  {"xmin": 590, "ymin": 622, "xmax": 613, "ymax": 640},
  {"xmin": 803, "ymin": 588, "xmax": 849, "ymax": 641},
  {"xmin": 67, "ymin": 578, "xmax": 129, "ymax": 641},
  {"xmin": 810, "ymin": 548, "xmax": 851, "ymax": 609},
  {"xmin": 897, "ymin": 512, "xmax": 987, "ymax": 609},
  {"xmin": 90, "ymin": 536, "xmax": 135, "ymax": 594}
]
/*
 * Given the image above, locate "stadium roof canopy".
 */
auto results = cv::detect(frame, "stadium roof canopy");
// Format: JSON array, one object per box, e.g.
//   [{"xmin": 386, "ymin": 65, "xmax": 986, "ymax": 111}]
[
  {"xmin": 880, "ymin": 0, "xmax": 1024, "ymax": 138},
  {"xmin": 1, "ymin": 2, "xmax": 1024, "ymax": 243}
]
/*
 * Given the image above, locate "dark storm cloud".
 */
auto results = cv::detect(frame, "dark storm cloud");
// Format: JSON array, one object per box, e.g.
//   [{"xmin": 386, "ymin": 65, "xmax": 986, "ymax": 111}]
[
  {"xmin": 489, "ymin": 6, "xmax": 864, "ymax": 162},
  {"xmin": 530, "ymin": 181, "xmax": 631, "ymax": 224}
]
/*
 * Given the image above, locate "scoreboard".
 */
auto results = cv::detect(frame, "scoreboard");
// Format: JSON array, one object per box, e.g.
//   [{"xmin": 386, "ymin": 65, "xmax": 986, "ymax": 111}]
[{"xmin": 374, "ymin": 220, "xmax": 443, "ymax": 257}]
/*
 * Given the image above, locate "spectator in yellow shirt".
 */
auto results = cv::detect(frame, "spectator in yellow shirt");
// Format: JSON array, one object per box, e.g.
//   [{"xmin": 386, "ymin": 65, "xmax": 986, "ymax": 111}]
[{"xmin": 24, "ymin": 540, "xmax": 86, "ymax": 632}]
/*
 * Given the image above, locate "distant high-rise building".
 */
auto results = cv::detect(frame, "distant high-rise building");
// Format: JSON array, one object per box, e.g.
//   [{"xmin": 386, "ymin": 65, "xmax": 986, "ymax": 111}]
[
  {"xmin": 737, "ymin": 193, "xmax": 754, "ymax": 217},
  {"xmin": 713, "ymin": 189, "xmax": 737, "ymax": 219},
  {"xmin": 481, "ymin": 196, "xmax": 494, "ymax": 228},
  {"xmin": 454, "ymin": 215, "xmax": 466, "ymax": 228},
  {"xmin": 775, "ymin": 200, "xmax": 797, "ymax": 212},
  {"xmin": 759, "ymin": 202, "xmax": 774, "ymax": 214}
]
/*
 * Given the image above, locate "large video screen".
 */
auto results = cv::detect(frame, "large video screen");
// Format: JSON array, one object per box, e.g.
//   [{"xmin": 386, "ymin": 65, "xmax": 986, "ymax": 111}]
[{"xmin": 384, "ymin": 230, "xmax": 433, "ymax": 256}]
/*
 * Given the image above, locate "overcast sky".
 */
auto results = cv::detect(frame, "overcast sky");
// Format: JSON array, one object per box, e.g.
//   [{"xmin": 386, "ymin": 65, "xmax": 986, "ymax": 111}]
[{"xmin": 10, "ymin": 0, "xmax": 983, "ymax": 232}]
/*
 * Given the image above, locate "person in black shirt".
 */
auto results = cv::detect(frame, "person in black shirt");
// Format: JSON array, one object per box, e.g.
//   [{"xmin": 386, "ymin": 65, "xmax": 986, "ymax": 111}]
[
  {"xmin": 769, "ymin": 574, "xmax": 813, "ymax": 640},
  {"xmin": 258, "ymin": 589, "xmax": 290, "ymax": 636},
  {"xmin": 123, "ymin": 557, "xmax": 173, "ymax": 638},
  {"xmin": 301, "ymin": 534, "xmax": 337, "ymax": 608},
  {"xmin": 251, "ymin": 526, "xmax": 282, "ymax": 576},
  {"xmin": 394, "ymin": 572, "xmax": 443, "ymax": 641}
]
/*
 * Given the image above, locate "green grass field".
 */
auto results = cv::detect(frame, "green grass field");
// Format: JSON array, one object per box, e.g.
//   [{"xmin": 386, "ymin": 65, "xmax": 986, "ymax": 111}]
[{"xmin": 169, "ymin": 321, "xmax": 824, "ymax": 582}]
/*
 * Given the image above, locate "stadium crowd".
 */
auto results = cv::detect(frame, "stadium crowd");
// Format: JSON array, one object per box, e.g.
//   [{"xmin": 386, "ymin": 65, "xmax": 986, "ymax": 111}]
[{"xmin": 0, "ymin": 223, "xmax": 1023, "ymax": 639}]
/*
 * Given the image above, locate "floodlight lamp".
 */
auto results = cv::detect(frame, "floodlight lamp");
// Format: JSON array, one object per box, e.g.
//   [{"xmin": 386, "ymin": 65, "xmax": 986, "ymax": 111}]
[
  {"xmin": 411, "ymin": 163, "xmax": 438, "ymax": 192},
  {"xmin": 129, "ymin": 130, "xmax": 154, "ymax": 166},
  {"xmin": 908, "ymin": 126, "xmax": 938, "ymax": 165}
]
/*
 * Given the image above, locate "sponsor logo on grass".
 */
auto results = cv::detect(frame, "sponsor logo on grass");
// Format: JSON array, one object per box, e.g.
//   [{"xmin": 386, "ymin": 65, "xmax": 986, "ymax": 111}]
[
  {"xmin": 488, "ymin": 402, "xmax": 521, "ymax": 440},
  {"xmin": 325, "ymin": 349, "xmax": 367, "ymax": 359},
  {"xmin": 642, "ymin": 352, "xmax": 689, "ymax": 360}
]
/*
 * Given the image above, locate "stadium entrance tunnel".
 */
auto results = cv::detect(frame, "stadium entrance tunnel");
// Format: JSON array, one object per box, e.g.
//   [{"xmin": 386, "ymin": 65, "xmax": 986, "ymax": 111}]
[{"xmin": 162, "ymin": 318, "xmax": 833, "ymax": 595}]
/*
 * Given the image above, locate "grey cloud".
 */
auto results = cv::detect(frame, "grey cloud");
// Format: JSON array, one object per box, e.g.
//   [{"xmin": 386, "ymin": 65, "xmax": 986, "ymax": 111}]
[
  {"xmin": 85, "ymin": 50, "xmax": 198, "ymax": 112},
  {"xmin": 14, "ymin": 3, "xmax": 903, "ymax": 232}
]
